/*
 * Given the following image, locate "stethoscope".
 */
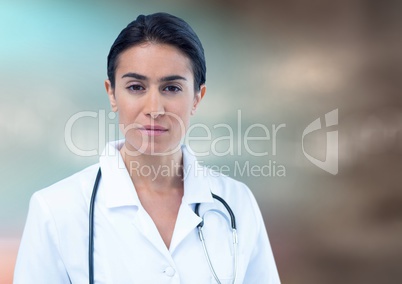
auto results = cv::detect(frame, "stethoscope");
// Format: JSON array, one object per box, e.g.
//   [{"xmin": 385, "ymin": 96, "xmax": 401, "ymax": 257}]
[{"xmin": 88, "ymin": 168, "xmax": 238, "ymax": 284}]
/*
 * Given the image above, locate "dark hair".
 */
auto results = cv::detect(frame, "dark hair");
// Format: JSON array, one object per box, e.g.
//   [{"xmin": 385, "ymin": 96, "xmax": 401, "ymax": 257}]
[{"xmin": 107, "ymin": 12, "xmax": 206, "ymax": 91}]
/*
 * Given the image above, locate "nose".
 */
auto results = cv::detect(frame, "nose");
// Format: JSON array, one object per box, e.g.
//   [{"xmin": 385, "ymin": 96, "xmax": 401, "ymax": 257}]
[{"xmin": 144, "ymin": 88, "xmax": 165, "ymax": 119}]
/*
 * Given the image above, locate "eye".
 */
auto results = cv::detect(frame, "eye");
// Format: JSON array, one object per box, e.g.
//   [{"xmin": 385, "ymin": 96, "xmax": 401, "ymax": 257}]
[
  {"xmin": 163, "ymin": 85, "xmax": 182, "ymax": 93},
  {"xmin": 127, "ymin": 84, "xmax": 145, "ymax": 92}
]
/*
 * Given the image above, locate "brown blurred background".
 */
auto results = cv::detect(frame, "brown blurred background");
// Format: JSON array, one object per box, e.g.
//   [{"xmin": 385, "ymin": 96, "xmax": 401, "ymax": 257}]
[
  {"xmin": 226, "ymin": 1, "xmax": 402, "ymax": 283},
  {"xmin": 1, "ymin": 0, "xmax": 402, "ymax": 283}
]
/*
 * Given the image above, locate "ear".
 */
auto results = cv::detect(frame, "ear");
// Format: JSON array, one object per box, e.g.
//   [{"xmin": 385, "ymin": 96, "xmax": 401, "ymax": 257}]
[
  {"xmin": 191, "ymin": 84, "xmax": 206, "ymax": 115},
  {"xmin": 105, "ymin": 79, "xmax": 118, "ymax": 112}
]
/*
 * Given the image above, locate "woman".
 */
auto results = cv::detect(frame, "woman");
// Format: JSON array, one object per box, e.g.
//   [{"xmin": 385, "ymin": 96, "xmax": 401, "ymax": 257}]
[{"xmin": 14, "ymin": 13, "xmax": 280, "ymax": 284}]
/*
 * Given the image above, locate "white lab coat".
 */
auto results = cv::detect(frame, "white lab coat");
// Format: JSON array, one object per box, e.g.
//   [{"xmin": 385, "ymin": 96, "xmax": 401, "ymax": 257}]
[{"xmin": 14, "ymin": 140, "xmax": 281, "ymax": 284}]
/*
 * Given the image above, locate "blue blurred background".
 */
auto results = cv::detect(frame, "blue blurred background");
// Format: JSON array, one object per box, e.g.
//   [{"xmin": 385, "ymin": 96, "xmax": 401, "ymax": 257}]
[{"xmin": 1, "ymin": 0, "xmax": 402, "ymax": 283}]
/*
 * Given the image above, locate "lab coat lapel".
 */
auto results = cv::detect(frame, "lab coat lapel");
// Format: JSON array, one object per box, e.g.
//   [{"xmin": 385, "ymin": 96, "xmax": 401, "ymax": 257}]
[
  {"xmin": 132, "ymin": 207, "xmax": 172, "ymax": 258},
  {"xmin": 169, "ymin": 203, "xmax": 202, "ymax": 254}
]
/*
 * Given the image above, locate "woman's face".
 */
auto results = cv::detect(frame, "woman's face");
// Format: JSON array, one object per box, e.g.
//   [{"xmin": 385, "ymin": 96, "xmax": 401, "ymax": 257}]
[{"xmin": 105, "ymin": 43, "xmax": 206, "ymax": 156}]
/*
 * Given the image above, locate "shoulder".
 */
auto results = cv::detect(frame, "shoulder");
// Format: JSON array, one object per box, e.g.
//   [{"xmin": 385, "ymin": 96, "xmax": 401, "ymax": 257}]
[
  {"xmin": 20, "ymin": 164, "xmax": 100, "ymax": 274},
  {"xmin": 36, "ymin": 163, "xmax": 99, "ymax": 197},
  {"xmin": 31, "ymin": 163, "xmax": 99, "ymax": 216}
]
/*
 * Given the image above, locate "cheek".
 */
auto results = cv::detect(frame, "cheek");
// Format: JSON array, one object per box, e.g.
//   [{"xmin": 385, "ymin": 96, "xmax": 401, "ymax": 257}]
[
  {"xmin": 168, "ymin": 104, "xmax": 192, "ymax": 129},
  {"xmin": 116, "ymin": 100, "xmax": 139, "ymax": 124}
]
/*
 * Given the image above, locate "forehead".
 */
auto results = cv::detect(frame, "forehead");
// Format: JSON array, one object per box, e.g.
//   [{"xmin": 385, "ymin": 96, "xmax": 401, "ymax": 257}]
[{"xmin": 115, "ymin": 43, "xmax": 193, "ymax": 79}]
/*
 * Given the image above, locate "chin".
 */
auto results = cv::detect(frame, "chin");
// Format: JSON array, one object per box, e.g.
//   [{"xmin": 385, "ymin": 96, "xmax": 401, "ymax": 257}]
[{"xmin": 125, "ymin": 140, "xmax": 182, "ymax": 156}]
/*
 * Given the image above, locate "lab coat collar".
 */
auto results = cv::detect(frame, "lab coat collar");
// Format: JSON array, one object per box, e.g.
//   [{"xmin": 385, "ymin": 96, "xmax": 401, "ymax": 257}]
[
  {"xmin": 182, "ymin": 145, "xmax": 214, "ymax": 205},
  {"xmin": 99, "ymin": 141, "xmax": 213, "ymax": 209},
  {"xmin": 99, "ymin": 140, "xmax": 141, "ymax": 208}
]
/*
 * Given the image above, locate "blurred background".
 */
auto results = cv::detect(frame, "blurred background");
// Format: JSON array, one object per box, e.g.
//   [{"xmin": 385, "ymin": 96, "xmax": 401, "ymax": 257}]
[{"xmin": 1, "ymin": 0, "xmax": 402, "ymax": 283}]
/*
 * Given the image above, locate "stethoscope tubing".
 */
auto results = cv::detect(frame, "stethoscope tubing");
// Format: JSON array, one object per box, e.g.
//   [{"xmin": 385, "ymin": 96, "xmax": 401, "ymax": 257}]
[{"xmin": 88, "ymin": 168, "xmax": 101, "ymax": 284}]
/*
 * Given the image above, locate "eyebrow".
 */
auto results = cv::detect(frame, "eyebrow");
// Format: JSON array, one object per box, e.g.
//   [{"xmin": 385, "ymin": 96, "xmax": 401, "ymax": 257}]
[
  {"xmin": 121, "ymin": 72, "xmax": 187, "ymax": 82},
  {"xmin": 122, "ymin": 72, "xmax": 147, "ymax": 80}
]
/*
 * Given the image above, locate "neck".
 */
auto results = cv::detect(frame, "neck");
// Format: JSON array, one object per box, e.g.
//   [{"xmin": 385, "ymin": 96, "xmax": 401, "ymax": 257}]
[{"xmin": 120, "ymin": 143, "xmax": 183, "ymax": 192}]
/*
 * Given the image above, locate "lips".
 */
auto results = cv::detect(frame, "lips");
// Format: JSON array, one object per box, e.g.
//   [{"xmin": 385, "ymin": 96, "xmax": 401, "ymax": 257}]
[
  {"xmin": 138, "ymin": 125, "xmax": 168, "ymax": 136},
  {"xmin": 142, "ymin": 125, "xmax": 167, "ymax": 131}
]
